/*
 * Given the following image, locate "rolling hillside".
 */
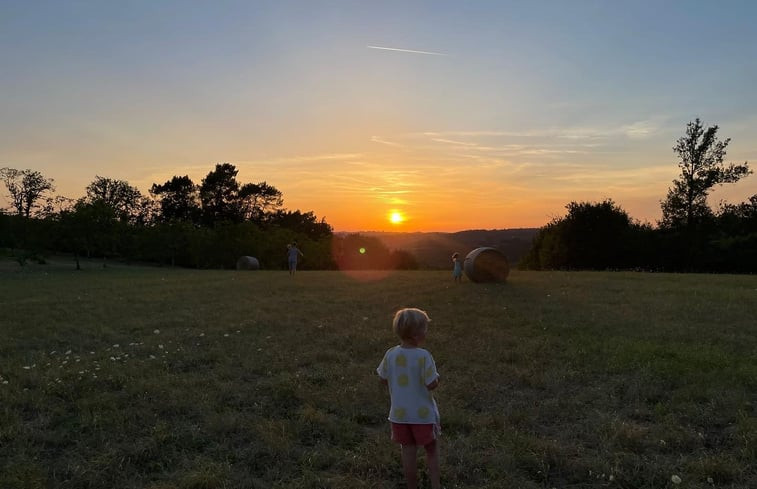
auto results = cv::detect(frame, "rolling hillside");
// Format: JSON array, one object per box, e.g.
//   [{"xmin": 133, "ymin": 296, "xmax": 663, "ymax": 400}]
[{"xmin": 356, "ymin": 228, "xmax": 538, "ymax": 269}]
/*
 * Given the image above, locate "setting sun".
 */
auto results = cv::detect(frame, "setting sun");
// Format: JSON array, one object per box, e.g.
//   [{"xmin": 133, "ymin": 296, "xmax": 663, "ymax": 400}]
[{"xmin": 389, "ymin": 211, "xmax": 404, "ymax": 225}]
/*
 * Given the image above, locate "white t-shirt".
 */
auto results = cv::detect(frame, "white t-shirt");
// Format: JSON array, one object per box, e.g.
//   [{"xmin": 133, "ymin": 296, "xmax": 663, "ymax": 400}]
[{"xmin": 377, "ymin": 345, "xmax": 440, "ymax": 425}]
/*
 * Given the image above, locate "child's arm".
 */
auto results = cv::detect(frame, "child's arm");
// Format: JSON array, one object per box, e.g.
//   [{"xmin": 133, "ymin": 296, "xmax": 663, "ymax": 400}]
[
  {"xmin": 377, "ymin": 355, "xmax": 389, "ymax": 386},
  {"xmin": 426, "ymin": 378, "xmax": 439, "ymax": 390}
]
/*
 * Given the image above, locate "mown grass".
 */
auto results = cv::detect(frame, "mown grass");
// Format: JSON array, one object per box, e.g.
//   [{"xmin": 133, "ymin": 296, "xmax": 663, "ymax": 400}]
[{"xmin": 1, "ymin": 261, "xmax": 756, "ymax": 488}]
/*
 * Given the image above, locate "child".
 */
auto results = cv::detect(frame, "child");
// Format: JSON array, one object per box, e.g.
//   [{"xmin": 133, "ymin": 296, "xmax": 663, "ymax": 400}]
[
  {"xmin": 377, "ymin": 308, "xmax": 441, "ymax": 489},
  {"xmin": 452, "ymin": 252, "xmax": 463, "ymax": 283},
  {"xmin": 287, "ymin": 241, "xmax": 303, "ymax": 275}
]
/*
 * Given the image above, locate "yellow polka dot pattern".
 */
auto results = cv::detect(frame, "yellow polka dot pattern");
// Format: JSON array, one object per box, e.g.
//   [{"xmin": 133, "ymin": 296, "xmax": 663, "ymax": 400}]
[
  {"xmin": 380, "ymin": 347, "xmax": 438, "ymax": 424},
  {"xmin": 425, "ymin": 367, "xmax": 434, "ymax": 380}
]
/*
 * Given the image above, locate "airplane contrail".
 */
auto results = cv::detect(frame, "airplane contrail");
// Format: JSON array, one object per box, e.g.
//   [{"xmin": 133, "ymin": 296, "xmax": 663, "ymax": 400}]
[{"xmin": 367, "ymin": 45, "xmax": 447, "ymax": 56}]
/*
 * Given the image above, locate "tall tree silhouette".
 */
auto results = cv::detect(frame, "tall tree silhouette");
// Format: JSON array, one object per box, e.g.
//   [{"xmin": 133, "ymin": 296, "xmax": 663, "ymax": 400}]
[
  {"xmin": 661, "ymin": 118, "xmax": 751, "ymax": 229},
  {"xmin": 199, "ymin": 163, "xmax": 242, "ymax": 225},
  {"xmin": 239, "ymin": 181, "xmax": 283, "ymax": 222},
  {"xmin": 0, "ymin": 167, "xmax": 55, "ymax": 218},
  {"xmin": 150, "ymin": 175, "xmax": 200, "ymax": 223},
  {"xmin": 85, "ymin": 176, "xmax": 149, "ymax": 224}
]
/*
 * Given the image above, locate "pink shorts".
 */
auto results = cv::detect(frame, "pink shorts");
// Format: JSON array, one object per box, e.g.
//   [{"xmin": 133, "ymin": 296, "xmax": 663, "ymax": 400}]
[{"xmin": 391, "ymin": 422, "xmax": 438, "ymax": 446}]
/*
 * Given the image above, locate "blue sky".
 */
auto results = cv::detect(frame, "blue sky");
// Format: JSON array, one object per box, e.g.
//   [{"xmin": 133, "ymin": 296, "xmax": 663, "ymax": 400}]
[{"xmin": 1, "ymin": 1, "xmax": 756, "ymax": 231}]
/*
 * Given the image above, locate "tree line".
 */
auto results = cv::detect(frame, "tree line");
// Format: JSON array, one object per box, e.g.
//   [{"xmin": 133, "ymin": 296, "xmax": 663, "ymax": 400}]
[
  {"xmin": 520, "ymin": 118, "xmax": 756, "ymax": 272},
  {"xmin": 0, "ymin": 163, "xmax": 415, "ymax": 270},
  {"xmin": 2, "ymin": 119, "xmax": 754, "ymax": 273}
]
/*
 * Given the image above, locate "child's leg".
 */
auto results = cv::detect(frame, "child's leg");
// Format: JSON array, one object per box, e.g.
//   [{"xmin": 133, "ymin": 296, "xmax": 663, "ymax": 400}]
[
  {"xmin": 425, "ymin": 440, "xmax": 441, "ymax": 489},
  {"xmin": 400, "ymin": 444, "xmax": 418, "ymax": 489}
]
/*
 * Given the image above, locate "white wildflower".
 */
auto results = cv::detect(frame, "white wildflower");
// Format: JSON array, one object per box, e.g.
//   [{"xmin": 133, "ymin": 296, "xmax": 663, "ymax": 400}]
[
  {"xmin": 113, "ymin": 344, "xmax": 119, "ymax": 348},
  {"xmin": 65, "ymin": 350, "xmax": 72, "ymax": 355},
  {"xmin": 707, "ymin": 477, "xmax": 714, "ymax": 484},
  {"xmin": 224, "ymin": 333, "xmax": 229, "ymax": 337},
  {"xmin": 158, "ymin": 344, "xmax": 164, "ymax": 350},
  {"xmin": 671, "ymin": 475, "xmax": 681, "ymax": 484},
  {"xmin": 23, "ymin": 366, "xmax": 31, "ymax": 370},
  {"xmin": 154, "ymin": 329, "xmax": 160, "ymax": 334},
  {"xmin": 199, "ymin": 333, "xmax": 205, "ymax": 337}
]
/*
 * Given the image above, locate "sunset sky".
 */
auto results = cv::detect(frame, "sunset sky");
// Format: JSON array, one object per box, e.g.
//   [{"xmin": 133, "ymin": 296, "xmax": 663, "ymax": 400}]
[{"xmin": 2, "ymin": 1, "xmax": 756, "ymax": 232}]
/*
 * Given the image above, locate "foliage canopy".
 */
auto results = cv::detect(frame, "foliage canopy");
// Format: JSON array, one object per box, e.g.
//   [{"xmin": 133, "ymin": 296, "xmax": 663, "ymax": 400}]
[{"xmin": 660, "ymin": 118, "xmax": 751, "ymax": 229}]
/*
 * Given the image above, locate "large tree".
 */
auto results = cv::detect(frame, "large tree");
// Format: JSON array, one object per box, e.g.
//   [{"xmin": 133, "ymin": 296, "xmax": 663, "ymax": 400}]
[
  {"xmin": 0, "ymin": 167, "xmax": 55, "ymax": 218},
  {"xmin": 520, "ymin": 199, "xmax": 645, "ymax": 270},
  {"xmin": 150, "ymin": 175, "xmax": 201, "ymax": 223},
  {"xmin": 270, "ymin": 209, "xmax": 332, "ymax": 239},
  {"xmin": 85, "ymin": 176, "xmax": 150, "ymax": 224},
  {"xmin": 239, "ymin": 181, "xmax": 283, "ymax": 222},
  {"xmin": 660, "ymin": 118, "xmax": 751, "ymax": 229},
  {"xmin": 199, "ymin": 163, "xmax": 242, "ymax": 224}
]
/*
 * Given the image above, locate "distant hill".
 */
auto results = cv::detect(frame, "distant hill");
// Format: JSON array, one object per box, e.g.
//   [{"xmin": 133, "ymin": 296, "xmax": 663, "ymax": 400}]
[{"xmin": 340, "ymin": 229, "xmax": 539, "ymax": 269}]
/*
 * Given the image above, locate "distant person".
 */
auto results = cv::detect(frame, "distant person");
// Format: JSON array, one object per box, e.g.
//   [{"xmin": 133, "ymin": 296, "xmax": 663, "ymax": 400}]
[
  {"xmin": 451, "ymin": 252, "xmax": 463, "ymax": 283},
  {"xmin": 377, "ymin": 308, "xmax": 441, "ymax": 489},
  {"xmin": 287, "ymin": 241, "xmax": 303, "ymax": 275}
]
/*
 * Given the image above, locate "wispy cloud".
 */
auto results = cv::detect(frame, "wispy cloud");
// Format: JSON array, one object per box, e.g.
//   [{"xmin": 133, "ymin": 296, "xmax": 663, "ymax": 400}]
[
  {"xmin": 270, "ymin": 153, "xmax": 363, "ymax": 163},
  {"xmin": 430, "ymin": 138, "xmax": 478, "ymax": 147},
  {"xmin": 367, "ymin": 45, "xmax": 448, "ymax": 56},
  {"xmin": 370, "ymin": 136, "xmax": 405, "ymax": 148},
  {"xmin": 421, "ymin": 119, "xmax": 669, "ymax": 141}
]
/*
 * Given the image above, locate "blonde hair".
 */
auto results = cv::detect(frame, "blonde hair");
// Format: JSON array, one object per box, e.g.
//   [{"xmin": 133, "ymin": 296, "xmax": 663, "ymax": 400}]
[{"xmin": 393, "ymin": 308, "xmax": 430, "ymax": 340}]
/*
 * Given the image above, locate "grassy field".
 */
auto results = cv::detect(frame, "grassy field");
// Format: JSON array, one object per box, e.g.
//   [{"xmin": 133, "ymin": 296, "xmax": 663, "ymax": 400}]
[{"xmin": 1, "ymin": 261, "xmax": 756, "ymax": 488}]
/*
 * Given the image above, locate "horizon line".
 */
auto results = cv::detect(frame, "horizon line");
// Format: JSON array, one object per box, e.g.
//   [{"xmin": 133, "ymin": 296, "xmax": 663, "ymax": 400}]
[{"xmin": 334, "ymin": 226, "xmax": 539, "ymax": 234}]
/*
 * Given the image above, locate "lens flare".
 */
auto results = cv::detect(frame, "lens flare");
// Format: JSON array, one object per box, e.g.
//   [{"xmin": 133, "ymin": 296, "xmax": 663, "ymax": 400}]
[{"xmin": 359, "ymin": 247, "xmax": 366, "ymax": 254}]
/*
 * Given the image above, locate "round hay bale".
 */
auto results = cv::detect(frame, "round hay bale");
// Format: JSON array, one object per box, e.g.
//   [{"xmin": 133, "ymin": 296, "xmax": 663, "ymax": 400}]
[
  {"xmin": 463, "ymin": 247, "xmax": 509, "ymax": 283},
  {"xmin": 236, "ymin": 256, "xmax": 260, "ymax": 270}
]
